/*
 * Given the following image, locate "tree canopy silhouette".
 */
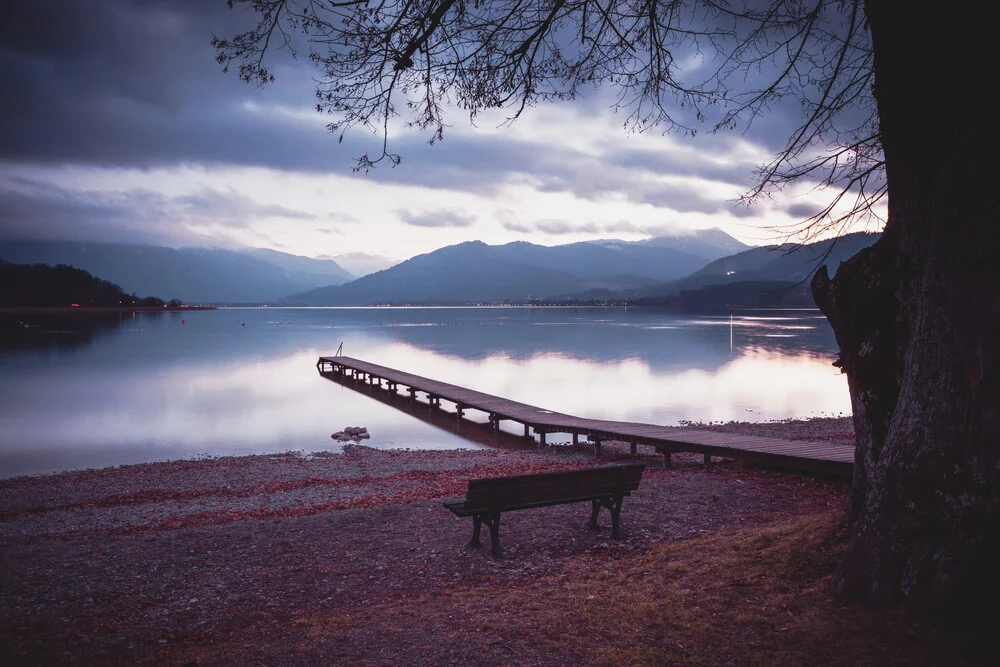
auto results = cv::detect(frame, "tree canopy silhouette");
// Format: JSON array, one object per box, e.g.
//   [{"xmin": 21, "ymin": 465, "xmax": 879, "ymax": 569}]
[{"xmin": 215, "ymin": 0, "xmax": 998, "ymax": 605}]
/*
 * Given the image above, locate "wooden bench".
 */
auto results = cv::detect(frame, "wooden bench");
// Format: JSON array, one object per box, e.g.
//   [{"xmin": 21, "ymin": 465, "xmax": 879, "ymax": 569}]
[{"xmin": 443, "ymin": 464, "xmax": 645, "ymax": 557}]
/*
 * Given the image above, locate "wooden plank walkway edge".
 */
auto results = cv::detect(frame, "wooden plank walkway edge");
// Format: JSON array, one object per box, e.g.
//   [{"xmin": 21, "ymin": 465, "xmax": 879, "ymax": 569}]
[{"xmin": 316, "ymin": 356, "xmax": 855, "ymax": 479}]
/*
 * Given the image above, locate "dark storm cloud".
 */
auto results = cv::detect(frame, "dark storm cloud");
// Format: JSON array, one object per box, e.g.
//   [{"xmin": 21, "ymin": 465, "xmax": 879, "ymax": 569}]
[
  {"xmin": 0, "ymin": 179, "xmax": 207, "ymax": 246},
  {"xmin": 603, "ymin": 143, "xmax": 755, "ymax": 188},
  {"xmin": 0, "ymin": 176, "xmax": 319, "ymax": 245},
  {"xmin": 397, "ymin": 209, "xmax": 475, "ymax": 228},
  {"xmin": 784, "ymin": 202, "xmax": 822, "ymax": 219},
  {"xmin": 0, "ymin": 0, "xmax": 353, "ymax": 171},
  {"xmin": 531, "ymin": 160, "xmax": 764, "ymax": 218},
  {"xmin": 173, "ymin": 191, "xmax": 317, "ymax": 226},
  {"xmin": 0, "ymin": 0, "xmax": 809, "ymax": 201}
]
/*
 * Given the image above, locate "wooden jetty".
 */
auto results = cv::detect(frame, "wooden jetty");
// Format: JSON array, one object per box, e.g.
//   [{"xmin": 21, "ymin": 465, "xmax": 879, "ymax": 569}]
[{"xmin": 317, "ymin": 356, "xmax": 855, "ymax": 479}]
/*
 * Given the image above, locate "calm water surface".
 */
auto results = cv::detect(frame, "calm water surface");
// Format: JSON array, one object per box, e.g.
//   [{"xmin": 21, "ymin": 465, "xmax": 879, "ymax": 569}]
[{"xmin": 0, "ymin": 307, "xmax": 849, "ymax": 478}]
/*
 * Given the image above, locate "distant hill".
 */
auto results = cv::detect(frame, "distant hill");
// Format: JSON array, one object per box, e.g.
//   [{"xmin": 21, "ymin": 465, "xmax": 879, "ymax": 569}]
[
  {"xmin": 0, "ymin": 263, "xmax": 168, "ymax": 308},
  {"xmin": 0, "ymin": 241, "xmax": 354, "ymax": 304},
  {"xmin": 491, "ymin": 238, "xmax": 716, "ymax": 283},
  {"xmin": 647, "ymin": 231, "xmax": 881, "ymax": 296},
  {"xmin": 281, "ymin": 233, "xmax": 741, "ymax": 305},
  {"xmin": 563, "ymin": 231, "xmax": 879, "ymax": 307},
  {"xmin": 284, "ymin": 241, "xmax": 641, "ymax": 305},
  {"xmin": 237, "ymin": 247, "xmax": 354, "ymax": 284},
  {"xmin": 634, "ymin": 280, "xmax": 813, "ymax": 309}
]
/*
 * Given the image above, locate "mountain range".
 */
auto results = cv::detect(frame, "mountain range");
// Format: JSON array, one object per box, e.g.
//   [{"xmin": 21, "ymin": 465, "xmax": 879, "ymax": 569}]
[
  {"xmin": 0, "ymin": 241, "xmax": 354, "ymax": 304},
  {"xmin": 558, "ymin": 232, "xmax": 880, "ymax": 307},
  {"xmin": 0, "ymin": 229, "xmax": 880, "ymax": 307},
  {"xmin": 284, "ymin": 229, "xmax": 747, "ymax": 305},
  {"xmin": 648, "ymin": 231, "xmax": 880, "ymax": 296}
]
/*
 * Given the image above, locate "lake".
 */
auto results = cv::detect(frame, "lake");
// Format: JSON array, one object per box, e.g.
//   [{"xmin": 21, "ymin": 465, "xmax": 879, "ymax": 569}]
[{"xmin": 0, "ymin": 307, "xmax": 849, "ymax": 478}]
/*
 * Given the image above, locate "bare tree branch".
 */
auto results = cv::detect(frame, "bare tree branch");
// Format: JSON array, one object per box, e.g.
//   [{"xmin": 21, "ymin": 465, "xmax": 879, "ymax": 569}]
[{"xmin": 216, "ymin": 0, "xmax": 882, "ymax": 234}]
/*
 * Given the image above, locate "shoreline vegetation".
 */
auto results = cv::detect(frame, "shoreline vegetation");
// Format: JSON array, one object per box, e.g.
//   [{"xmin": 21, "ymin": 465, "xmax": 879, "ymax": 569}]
[
  {"xmin": 0, "ymin": 262, "xmax": 208, "ymax": 312},
  {"xmin": 2, "ymin": 417, "xmax": 989, "ymax": 664}
]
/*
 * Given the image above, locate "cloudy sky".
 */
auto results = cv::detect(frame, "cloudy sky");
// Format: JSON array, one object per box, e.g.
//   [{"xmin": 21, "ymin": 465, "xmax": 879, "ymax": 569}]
[{"xmin": 1, "ymin": 0, "xmax": 879, "ymax": 275}]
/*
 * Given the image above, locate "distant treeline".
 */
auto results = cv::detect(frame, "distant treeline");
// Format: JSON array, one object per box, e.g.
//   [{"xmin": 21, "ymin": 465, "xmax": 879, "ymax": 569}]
[
  {"xmin": 630, "ymin": 280, "xmax": 813, "ymax": 309},
  {"xmin": 0, "ymin": 262, "xmax": 179, "ymax": 308}
]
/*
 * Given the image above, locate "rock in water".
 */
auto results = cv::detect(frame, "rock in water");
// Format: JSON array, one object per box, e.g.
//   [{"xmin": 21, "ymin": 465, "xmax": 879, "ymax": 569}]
[{"xmin": 332, "ymin": 427, "xmax": 370, "ymax": 442}]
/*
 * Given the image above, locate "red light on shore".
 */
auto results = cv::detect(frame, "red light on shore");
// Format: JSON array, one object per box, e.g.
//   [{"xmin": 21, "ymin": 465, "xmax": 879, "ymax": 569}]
[{"xmin": 70, "ymin": 303, "xmax": 80, "ymax": 307}]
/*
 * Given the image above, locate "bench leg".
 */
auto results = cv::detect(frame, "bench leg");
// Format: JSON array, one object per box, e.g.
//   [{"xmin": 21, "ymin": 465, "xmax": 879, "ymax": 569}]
[
  {"xmin": 487, "ymin": 512, "xmax": 503, "ymax": 558},
  {"xmin": 470, "ymin": 515, "xmax": 483, "ymax": 548},
  {"xmin": 609, "ymin": 495, "xmax": 624, "ymax": 539},
  {"xmin": 588, "ymin": 499, "xmax": 601, "ymax": 531}
]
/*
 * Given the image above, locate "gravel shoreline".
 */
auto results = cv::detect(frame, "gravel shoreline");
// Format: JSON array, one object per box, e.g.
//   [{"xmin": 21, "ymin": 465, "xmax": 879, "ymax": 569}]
[{"xmin": 1, "ymin": 417, "xmax": 854, "ymax": 665}]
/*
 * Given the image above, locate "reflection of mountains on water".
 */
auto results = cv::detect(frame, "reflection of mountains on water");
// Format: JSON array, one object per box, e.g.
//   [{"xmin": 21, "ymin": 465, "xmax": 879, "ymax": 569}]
[
  {"xmin": 363, "ymin": 309, "xmax": 839, "ymax": 374},
  {"xmin": 0, "ymin": 308, "xmax": 839, "ymax": 375},
  {"xmin": 0, "ymin": 312, "xmax": 132, "ymax": 357}
]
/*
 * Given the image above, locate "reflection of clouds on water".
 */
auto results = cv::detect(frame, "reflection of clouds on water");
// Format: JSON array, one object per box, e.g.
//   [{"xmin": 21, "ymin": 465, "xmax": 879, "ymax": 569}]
[
  {"xmin": 368, "ymin": 343, "xmax": 849, "ymax": 429},
  {"xmin": 0, "ymin": 348, "xmax": 485, "ymax": 477},
  {"xmin": 1, "ymin": 307, "xmax": 847, "ymax": 477},
  {"xmin": 677, "ymin": 318, "xmax": 816, "ymax": 330}
]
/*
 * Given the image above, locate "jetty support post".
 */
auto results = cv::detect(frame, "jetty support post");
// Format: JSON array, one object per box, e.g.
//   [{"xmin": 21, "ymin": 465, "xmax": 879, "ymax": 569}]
[
  {"xmin": 630, "ymin": 442, "xmax": 637, "ymax": 456},
  {"xmin": 592, "ymin": 438, "xmax": 602, "ymax": 456}
]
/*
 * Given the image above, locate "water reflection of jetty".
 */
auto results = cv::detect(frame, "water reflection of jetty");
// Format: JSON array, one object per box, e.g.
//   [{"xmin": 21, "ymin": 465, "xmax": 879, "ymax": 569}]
[
  {"xmin": 318, "ymin": 356, "xmax": 854, "ymax": 478},
  {"xmin": 318, "ymin": 363, "xmax": 536, "ymax": 451}
]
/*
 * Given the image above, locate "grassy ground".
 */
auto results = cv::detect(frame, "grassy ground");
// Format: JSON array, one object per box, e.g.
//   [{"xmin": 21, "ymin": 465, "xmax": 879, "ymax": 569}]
[{"xmin": 171, "ymin": 508, "xmax": 988, "ymax": 666}]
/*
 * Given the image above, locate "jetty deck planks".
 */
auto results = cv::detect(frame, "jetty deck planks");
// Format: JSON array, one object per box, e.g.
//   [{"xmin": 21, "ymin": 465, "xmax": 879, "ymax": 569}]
[{"xmin": 317, "ymin": 356, "xmax": 854, "ymax": 479}]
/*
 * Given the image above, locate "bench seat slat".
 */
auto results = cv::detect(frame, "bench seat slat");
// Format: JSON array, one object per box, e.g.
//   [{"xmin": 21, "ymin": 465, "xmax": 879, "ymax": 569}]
[
  {"xmin": 466, "ymin": 464, "xmax": 643, "ymax": 490},
  {"xmin": 464, "ymin": 466, "xmax": 642, "ymax": 504},
  {"xmin": 444, "ymin": 490, "xmax": 634, "ymax": 516},
  {"xmin": 465, "ymin": 480, "xmax": 641, "ymax": 508}
]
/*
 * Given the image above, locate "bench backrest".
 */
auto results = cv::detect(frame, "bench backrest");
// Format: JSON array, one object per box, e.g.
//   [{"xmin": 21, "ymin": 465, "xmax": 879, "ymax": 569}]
[{"xmin": 465, "ymin": 464, "xmax": 645, "ymax": 510}]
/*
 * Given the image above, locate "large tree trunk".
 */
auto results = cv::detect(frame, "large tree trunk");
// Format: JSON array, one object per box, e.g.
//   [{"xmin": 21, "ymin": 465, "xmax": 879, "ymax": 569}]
[{"xmin": 812, "ymin": 0, "xmax": 1000, "ymax": 603}]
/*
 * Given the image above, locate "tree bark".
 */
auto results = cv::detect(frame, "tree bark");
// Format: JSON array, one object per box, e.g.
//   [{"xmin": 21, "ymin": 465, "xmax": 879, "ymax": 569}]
[{"xmin": 812, "ymin": 0, "xmax": 1000, "ymax": 603}]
